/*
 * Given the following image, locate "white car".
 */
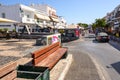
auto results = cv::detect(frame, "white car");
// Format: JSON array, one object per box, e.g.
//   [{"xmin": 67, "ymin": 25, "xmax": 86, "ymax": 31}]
[{"xmin": 96, "ymin": 32, "xmax": 109, "ymax": 42}]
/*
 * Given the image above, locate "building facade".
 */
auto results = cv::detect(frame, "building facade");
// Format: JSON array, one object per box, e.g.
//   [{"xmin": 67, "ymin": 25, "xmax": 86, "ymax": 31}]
[
  {"xmin": 0, "ymin": 4, "xmax": 36, "ymax": 32},
  {"xmin": 0, "ymin": 4, "xmax": 67, "ymax": 33},
  {"xmin": 30, "ymin": 4, "xmax": 59, "ymax": 28},
  {"xmin": 105, "ymin": 4, "xmax": 120, "ymax": 32}
]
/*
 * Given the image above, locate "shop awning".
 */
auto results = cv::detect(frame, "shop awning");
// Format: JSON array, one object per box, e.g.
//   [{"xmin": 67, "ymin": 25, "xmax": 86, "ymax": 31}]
[
  {"xmin": 49, "ymin": 16, "xmax": 59, "ymax": 22},
  {"xmin": 0, "ymin": 18, "xmax": 18, "ymax": 23},
  {"xmin": 52, "ymin": 18, "xmax": 59, "ymax": 22},
  {"xmin": 35, "ymin": 14, "xmax": 50, "ymax": 21}
]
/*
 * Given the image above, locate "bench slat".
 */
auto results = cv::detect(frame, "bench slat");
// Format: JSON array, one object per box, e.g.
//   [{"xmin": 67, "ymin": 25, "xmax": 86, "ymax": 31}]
[
  {"xmin": 0, "ymin": 61, "xmax": 17, "ymax": 77},
  {"xmin": 36, "ymin": 48, "xmax": 67, "ymax": 69},
  {"xmin": 1, "ymin": 70, "xmax": 17, "ymax": 80},
  {"xmin": 33, "ymin": 45, "xmax": 60, "ymax": 65},
  {"xmin": 32, "ymin": 42, "xmax": 60, "ymax": 58}
]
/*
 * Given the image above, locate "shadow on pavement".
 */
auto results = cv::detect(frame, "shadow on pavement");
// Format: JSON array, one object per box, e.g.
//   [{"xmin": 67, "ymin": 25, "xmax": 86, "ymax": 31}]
[
  {"xmin": 111, "ymin": 62, "xmax": 120, "ymax": 74},
  {"xmin": 109, "ymin": 41, "xmax": 120, "ymax": 51},
  {"xmin": 92, "ymin": 39, "xmax": 98, "ymax": 43},
  {"xmin": 92, "ymin": 39, "xmax": 108, "ymax": 43}
]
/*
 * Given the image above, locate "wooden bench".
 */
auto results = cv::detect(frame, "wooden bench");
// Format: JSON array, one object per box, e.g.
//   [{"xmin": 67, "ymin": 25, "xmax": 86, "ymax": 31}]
[
  {"xmin": 0, "ymin": 61, "xmax": 17, "ymax": 80},
  {"xmin": 32, "ymin": 42, "xmax": 68, "ymax": 69},
  {"xmin": 0, "ymin": 61, "xmax": 48, "ymax": 80}
]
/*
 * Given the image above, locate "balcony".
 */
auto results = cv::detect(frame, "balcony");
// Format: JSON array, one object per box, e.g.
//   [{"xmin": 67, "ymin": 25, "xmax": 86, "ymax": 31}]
[
  {"xmin": 22, "ymin": 18, "xmax": 35, "ymax": 24},
  {"xmin": 115, "ymin": 11, "xmax": 120, "ymax": 18}
]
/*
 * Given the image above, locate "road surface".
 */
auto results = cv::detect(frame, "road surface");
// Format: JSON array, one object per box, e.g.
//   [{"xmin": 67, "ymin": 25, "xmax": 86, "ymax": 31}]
[{"xmin": 64, "ymin": 34, "xmax": 120, "ymax": 80}]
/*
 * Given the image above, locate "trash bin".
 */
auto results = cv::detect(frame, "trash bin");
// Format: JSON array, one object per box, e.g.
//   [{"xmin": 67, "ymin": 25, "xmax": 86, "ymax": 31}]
[
  {"xmin": 36, "ymin": 37, "xmax": 47, "ymax": 45},
  {"xmin": 17, "ymin": 71, "xmax": 42, "ymax": 80},
  {"xmin": 17, "ymin": 65, "xmax": 50, "ymax": 80}
]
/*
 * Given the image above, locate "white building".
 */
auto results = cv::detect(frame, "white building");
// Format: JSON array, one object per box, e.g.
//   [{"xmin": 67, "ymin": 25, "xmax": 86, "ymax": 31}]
[
  {"xmin": 105, "ymin": 4, "xmax": 120, "ymax": 31},
  {"xmin": 0, "ymin": 4, "xmax": 67, "ymax": 33},
  {"xmin": 57, "ymin": 16, "xmax": 67, "ymax": 29},
  {"xmin": 0, "ymin": 4, "xmax": 37, "ymax": 32},
  {"xmin": 30, "ymin": 4, "xmax": 60, "ymax": 28}
]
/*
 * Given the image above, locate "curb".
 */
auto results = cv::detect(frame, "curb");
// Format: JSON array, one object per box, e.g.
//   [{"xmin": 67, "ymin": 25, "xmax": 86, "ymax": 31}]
[{"xmin": 58, "ymin": 54, "xmax": 73, "ymax": 80}]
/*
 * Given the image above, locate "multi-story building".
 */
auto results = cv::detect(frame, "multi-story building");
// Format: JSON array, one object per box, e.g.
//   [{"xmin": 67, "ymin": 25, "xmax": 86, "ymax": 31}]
[
  {"xmin": 0, "ymin": 4, "xmax": 36, "ymax": 32},
  {"xmin": 113, "ymin": 5, "xmax": 120, "ymax": 30},
  {"xmin": 30, "ymin": 4, "xmax": 59, "ymax": 29},
  {"xmin": 57, "ymin": 16, "xmax": 67, "ymax": 29},
  {"xmin": 105, "ymin": 4, "xmax": 120, "ymax": 32},
  {"xmin": 0, "ymin": 3, "xmax": 67, "ymax": 33}
]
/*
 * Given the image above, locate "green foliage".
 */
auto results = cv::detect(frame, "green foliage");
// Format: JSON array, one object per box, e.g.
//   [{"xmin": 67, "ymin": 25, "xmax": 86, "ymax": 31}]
[
  {"xmin": 3, "ymin": 28, "xmax": 8, "ymax": 32},
  {"xmin": 12, "ymin": 29, "xmax": 16, "ymax": 32},
  {"xmin": 92, "ymin": 18, "xmax": 107, "ymax": 29},
  {"xmin": 92, "ymin": 23, "xmax": 97, "ymax": 30},
  {"xmin": 95, "ymin": 18, "xmax": 106, "ymax": 27},
  {"xmin": 77, "ymin": 23, "xmax": 88, "ymax": 28},
  {"xmin": 0, "ymin": 28, "xmax": 3, "ymax": 32}
]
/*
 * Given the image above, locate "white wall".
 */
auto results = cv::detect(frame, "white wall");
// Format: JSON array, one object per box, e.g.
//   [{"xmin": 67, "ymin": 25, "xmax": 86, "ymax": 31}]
[
  {"xmin": 0, "ymin": 4, "xmax": 21, "ymax": 22},
  {"xmin": 0, "ymin": 23, "xmax": 15, "ymax": 31}
]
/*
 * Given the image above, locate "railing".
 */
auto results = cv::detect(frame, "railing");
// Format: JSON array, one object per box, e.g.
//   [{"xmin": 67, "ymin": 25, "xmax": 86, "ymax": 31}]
[{"xmin": 22, "ymin": 18, "xmax": 35, "ymax": 24}]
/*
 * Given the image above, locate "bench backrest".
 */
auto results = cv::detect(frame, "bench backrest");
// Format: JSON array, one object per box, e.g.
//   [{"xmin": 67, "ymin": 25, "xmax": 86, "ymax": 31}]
[
  {"xmin": 0, "ymin": 61, "xmax": 17, "ymax": 80},
  {"xmin": 32, "ymin": 42, "xmax": 61, "ymax": 65}
]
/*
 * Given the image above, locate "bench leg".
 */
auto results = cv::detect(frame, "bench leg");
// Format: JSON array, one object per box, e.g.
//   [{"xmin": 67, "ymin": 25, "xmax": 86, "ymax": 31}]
[{"xmin": 62, "ymin": 51, "xmax": 68, "ymax": 59}]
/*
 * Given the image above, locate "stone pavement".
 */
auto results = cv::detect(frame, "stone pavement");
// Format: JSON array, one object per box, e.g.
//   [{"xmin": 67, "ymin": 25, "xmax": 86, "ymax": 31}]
[
  {"xmin": 62, "ymin": 38, "xmax": 101, "ymax": 80},
  {"xmin": 0, "ymin": 38, "xmax": 102, "ymax": 80},
  {"xmin": 0, "ymin": 39, "xmax": 39, "ymax": 66},
  {"xmin": 0, "ymin": 39, "xmax": 73, "ymax": 80}
]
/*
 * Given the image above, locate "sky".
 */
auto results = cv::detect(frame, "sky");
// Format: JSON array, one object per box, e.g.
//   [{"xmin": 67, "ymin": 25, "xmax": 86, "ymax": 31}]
[{"xmin": 0, "ymin": 0, "xmax": 120, "ymax": 24}]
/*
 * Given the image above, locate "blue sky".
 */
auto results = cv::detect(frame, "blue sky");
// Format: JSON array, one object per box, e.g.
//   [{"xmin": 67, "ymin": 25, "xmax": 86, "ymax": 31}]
[{"xmin": 0, "ymin": 0, "xmax": 120, "ymax": 24}]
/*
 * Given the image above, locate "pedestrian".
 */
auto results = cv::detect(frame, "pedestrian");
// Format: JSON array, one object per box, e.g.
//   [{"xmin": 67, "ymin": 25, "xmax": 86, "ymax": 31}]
[{"xmin": 6, "ymin": 30, "xmax": 10, "ymax": 39}]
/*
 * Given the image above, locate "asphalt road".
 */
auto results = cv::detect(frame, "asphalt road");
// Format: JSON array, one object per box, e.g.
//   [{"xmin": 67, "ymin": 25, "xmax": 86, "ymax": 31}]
[
  {"xmin": 63, "ymin": 38, "xmax": 101, "ymax": 80},
  {"xmin": 83, "ymin": 35, "xmax": 120, "ymax": 80},
  {"xmin": 63, "ymin": 34, "xmax": 120, "ymax": 80}
]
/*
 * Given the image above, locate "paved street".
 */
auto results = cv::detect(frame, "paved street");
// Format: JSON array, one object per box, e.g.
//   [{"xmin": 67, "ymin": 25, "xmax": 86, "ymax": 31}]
[
  {"xmin": 84, "ymin": 36, "xmax": 120, "ymax": 80},
  {"xmin": 1, "ymin": 34, "xmax": 120, "ymax": 80},
  {"xmin": 63, "ymin": 34, "xmax": 120, "ymax": 80},
  {"xmin": 63, "ymin": 38, "xmax": 101, "ymax": 80}
]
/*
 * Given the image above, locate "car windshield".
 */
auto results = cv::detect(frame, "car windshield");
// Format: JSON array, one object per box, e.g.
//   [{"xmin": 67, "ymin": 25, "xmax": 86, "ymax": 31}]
[{"xmin": 98, "ymin": 32, "xmax": 108, "ymax": 36}]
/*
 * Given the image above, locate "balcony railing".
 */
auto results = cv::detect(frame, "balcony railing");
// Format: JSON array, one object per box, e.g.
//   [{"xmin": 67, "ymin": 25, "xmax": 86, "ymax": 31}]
[{"xmin": 22, "ymin": 18, "xmax": 35, "ymax": 24}]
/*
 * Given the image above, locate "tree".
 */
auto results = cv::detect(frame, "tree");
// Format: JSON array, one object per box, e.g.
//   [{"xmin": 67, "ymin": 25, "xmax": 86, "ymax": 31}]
[
  {"xmin": 94, "ymin": 18, "xmax": 106, "ymax": 28},
  {"xmin": 77, "ymin": 23, "xmax": 88, "ymax": 29},
  {"xmin": 92, "ymin": 18, "xmax": 108, "ymax": 33},
  {"xmin": 92, "ymin": 23, "xmax": 97, "ymax": 30}
]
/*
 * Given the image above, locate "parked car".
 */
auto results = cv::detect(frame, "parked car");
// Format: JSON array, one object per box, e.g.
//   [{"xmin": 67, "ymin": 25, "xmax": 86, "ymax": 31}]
[
  {"xmin": 95, "ymin": 32, "xmax": 109, "ymax": 42},
  {"xmin": 58, "ymin": 28, "xmax": 80, "ymax": 42}
]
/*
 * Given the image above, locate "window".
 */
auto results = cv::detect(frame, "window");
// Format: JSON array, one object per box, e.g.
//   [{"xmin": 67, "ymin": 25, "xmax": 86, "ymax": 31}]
[
  {"xmin": 0, "ymin": 25, "xmax": 11, "ymax": 27},
  {"xmin": 2, "ymin": 13, "xmax": 5, "ymax": 18},
  {"xmin": 19, "ymin": 8, "xmax": 23, "ymax": 13},
  {"xmin": 27, "ymin": 15, "xmax": 30, "ymax": 18}
]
